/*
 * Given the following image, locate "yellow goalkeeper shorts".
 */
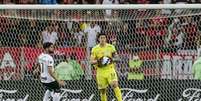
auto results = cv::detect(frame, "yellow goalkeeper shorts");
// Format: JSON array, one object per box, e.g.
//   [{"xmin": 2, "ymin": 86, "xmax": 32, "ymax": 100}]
[{"xmin": 96, "ymin": 70, "xmax": 118, "ymax": 89}]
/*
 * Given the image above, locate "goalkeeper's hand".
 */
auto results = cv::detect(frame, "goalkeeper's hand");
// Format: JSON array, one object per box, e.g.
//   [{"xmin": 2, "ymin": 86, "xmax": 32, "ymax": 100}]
[{"xmin": 98, "ymin": 56, "xmax": 112, "ymax": 67}]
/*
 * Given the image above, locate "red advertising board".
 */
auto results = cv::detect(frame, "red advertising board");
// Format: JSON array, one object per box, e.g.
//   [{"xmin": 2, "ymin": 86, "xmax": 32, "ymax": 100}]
[{"xmin": 0, "ymin": 47, "xmax": 87, "ymax": 80}]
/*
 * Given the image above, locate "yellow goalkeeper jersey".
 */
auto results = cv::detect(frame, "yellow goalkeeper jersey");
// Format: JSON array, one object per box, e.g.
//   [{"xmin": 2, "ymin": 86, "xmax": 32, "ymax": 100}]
[{"xmin": 91, "ymin": 43, "xmax": 116, "ymax": 73}]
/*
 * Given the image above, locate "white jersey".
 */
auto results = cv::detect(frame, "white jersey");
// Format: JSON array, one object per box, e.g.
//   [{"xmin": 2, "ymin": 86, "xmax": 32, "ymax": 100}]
[
  {"xmin": 38, "ymin": 53, "xmax": 55, "ymax": 83},
  {"xmin": 42, "ymin": 31, "xmax": 58, "ymax": 44},
  {"xmin": 84, "ymin": 25, "xmax": 101, "ymax": 47}
]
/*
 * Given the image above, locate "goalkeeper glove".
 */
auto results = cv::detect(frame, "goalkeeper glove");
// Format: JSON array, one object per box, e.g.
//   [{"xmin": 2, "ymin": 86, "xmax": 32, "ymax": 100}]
[{"xmin": 98, "ymin": 56, "xmax": 112, "ymax": 67}]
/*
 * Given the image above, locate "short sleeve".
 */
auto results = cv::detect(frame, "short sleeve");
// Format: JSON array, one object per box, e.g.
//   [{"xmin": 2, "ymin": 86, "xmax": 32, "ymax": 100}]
[
  {"xmin": 91, "ymin": 48, "xmax": 96, "ymax": 59},
  {"xmin": 111, "ymin": 45, "xmax": 117, "ymax": 53}
]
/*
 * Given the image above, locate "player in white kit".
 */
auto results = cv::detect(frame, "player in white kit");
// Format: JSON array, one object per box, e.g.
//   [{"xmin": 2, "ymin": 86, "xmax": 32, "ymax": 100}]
[{"xmin": 34, "ymin": 42, "xmax": 64, "ymax": 101}]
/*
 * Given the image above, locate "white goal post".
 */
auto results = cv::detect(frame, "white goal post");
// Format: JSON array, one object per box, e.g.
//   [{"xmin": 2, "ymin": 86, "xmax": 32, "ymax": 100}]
[{"xmin": 1, "ymin": 4, "xmax": 201, "ymax": 9}]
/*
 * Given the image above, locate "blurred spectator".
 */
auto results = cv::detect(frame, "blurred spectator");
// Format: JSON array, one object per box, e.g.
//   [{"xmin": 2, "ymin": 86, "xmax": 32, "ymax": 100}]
[
  {"xmin": 60, "ymin": 0, "xmax": 83, "ymax": 4},
  {"xmin": 55, "ymin": 54, "xmax": 84, "ymax": 80},
  {"xmin": 59, "ymin": 28, "xmax": 69, "ymax": 47},
  {"xmin": 165, "ymin": 18, "xmax": 179, "ymax": 44},
  {"xmin": 73, "ymin": 28, "xmax": 84, "ymax": 46},
  {"xmin": 164, "ymin": 17, "xmax": 187, "ymax": 52},
  {"xmin": 2, "ymin": 0, "xmax": 14, "ymax": 4},
  {"xmin": 111, "ymin": 37, "xmax": 117, "ymax": 46},
  {"xmin": 194, "ymin": 0, "xmax": 201, "ymax": 3},
  {"xmin": 1, "ymin": 0, "xmax": 201, "ymax": 4},
  {"xmin": 41, "ymin": 23, "xmax": 58, "ymax": 45},
  {"xmin": 26, "ymin": 19, "xmax": 41, "ymax": 47},
  {"xmin": 173, "ymin": 28, "xmax": 185, "ymax": 48},
  {"xmin": 18, "ymin": 0, "xmax": 36, "ymax": 4},
  {"xmin": 128, "ymin": 54, "xmax": 144, "ymax": 80},
  {"xmin": 67, "ymin": 21, "xmax": 73, "ymax": 32},
  {"xmin": 6, "ymin": 18, "xmax": 21, "ymax": 47},
  {"xmin": 51, "ymin": 21, "xmax": 59, "ymax": 32},
  {"xmin": 162, "ymin": 0, "xmax": 171, "ymax": 3},
  {"xmin": 161, "ymin": 0, "xmax": 172, "ymax": 14},
  {"xmin": 105, "ymin": 22, "xmax": 118, "ymax": 47},
  {"xmin": 38, "ymin": 0, "xmax": 57, "ymax": 4},
  {"xmin": 117, "ymin": 22, "xmax": 131, "ymax": 50},
  {"xmin": 149, "ymin": 0, "xmax": 162, "ymax": 4},
  {"xmin": 102, "ymin": 0, "xmax": 119, "ymax": 4},
  {"xmin": 80, "ymin": 21, "xmax": 89, "ymax": 31},
  {"xmin": 136, "ymin": 0, "xmax": 149, "ymax": 4},
  {"xmin": 102, "ymin": 0, "xmax": 119, "ymax": 17},
  {"xmin": 84, "ymin": 21, "xmax": 101, "ymax": 49},
  {"xmin": 172, "ymin": 0, "xmax": 189, "ymax": 3},
  {"xmin": 60, "ymin": 0, "xmax": 74, "ymax": 4},
  {"xmin": 82, "ymin": 0, "xmax": 96, "ymax": 4}
]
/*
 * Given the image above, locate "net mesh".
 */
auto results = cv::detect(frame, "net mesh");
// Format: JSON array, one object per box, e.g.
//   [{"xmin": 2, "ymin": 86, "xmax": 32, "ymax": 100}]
[{"xmin": 0, "ymin": 7, "xmax": 201, "ymax": 100}]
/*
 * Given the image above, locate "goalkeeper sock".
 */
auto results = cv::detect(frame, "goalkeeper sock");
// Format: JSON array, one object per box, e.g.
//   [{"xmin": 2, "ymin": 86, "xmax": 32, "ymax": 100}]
[
  {"xmin": 100, "ymin": 90, "xmax": 107, "ymax": 101},
  {"xmin": 114, "ymin": 87, "xmax": 122, "ymax": 101},
  {"xmin": 43, "ymin": 90, "xmax": 51, "ymax": 101}
]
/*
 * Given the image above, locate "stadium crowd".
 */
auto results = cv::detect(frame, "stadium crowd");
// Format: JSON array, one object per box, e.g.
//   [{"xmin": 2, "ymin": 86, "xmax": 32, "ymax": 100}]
[
  {"xmin": 0, "ymin": 0, "xmax": 201, "ymax": 80},
  {"xmin": 0, "ymin": 11, "xmax": 200, "ymax": 80},
  {"xmin": 1, "ymin": 0, "xmax": 201, "ymax": 4}
]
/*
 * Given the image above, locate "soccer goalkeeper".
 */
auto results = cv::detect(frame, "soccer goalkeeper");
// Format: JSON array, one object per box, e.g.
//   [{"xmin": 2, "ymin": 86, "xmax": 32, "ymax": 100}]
[{"xmin": 90, "ymin": 33, "xmax": 122, "ymax": 101}]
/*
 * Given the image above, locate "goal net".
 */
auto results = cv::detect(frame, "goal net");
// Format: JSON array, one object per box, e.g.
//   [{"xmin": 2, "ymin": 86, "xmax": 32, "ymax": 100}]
[{"xmin": 0, "ymin": 4, "xmax": 201, "ymax": 101}]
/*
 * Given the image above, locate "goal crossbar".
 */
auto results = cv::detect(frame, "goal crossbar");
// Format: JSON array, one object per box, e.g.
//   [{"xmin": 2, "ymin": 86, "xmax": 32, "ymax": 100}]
[{"xmin": 1, "ymin": 4, "xmax": 201, "ymax": 10}]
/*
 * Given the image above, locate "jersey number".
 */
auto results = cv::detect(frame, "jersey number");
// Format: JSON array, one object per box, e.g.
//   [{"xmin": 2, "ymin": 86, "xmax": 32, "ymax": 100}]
[{"xmin": 40, "ymin": 63, "xmax": 44, "ymax": 73}]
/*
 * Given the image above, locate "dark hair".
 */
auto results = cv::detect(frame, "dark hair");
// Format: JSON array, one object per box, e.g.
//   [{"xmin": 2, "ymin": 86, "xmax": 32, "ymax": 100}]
[
  {"xmin": 97, "ymin": 33, "xmax": 106, "ymax": 39},
  {"xmin": 63, "ymin": 53, "xmax": 76, "ymax": 61},
  {"xmin": 43, "ymin": 42, "xmax": 53, "ymax": 49}
]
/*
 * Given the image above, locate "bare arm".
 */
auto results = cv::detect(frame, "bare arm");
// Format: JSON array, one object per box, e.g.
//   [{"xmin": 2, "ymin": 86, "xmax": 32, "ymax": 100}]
[
  {"xmin": 90, "ymin": 48, "xmax": 98, "ymax": 65},
  {"xmin": 90, "ymin": 54, "xmax": 98, "ymax": 65},
  {"xmin": 48, "ymin": 66, "xmax": 59, "ymax": 82}
]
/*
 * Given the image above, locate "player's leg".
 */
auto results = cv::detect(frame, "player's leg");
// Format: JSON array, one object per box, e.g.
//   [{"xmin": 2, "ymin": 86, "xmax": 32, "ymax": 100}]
[
  {"xmin": 42, "ymin": 83, "xmax": 52, "ymax": 101},
  {"xmin": 96, "ymin": 73, "xmax": 108, "ymax": 101},
  {"xmin": 50, "ymin": 81, "xmax": 61, "ymax": 101},
  {"xmin": 43, "ymin": 89, "xmax": 51, "ymax": 101},
  {"xmin": 112, "ymin": 81, "xmax": 122, "ymax": 101},
  {"xmin": 99, "ymin": 88, "xmax": 107, "ymax": 101},
  {"xmin": 108, "ymin": 72, "xmax": 122, "ymax": 101},
  {"xmin": 51, "ymin": 91, "xmax": 60, "ymax": 101}
]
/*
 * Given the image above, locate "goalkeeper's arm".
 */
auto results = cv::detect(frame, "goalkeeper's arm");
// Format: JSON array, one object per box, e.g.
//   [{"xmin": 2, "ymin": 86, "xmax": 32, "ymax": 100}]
[{"xmin": 90, "ymin": 54, "xmax": 98, "ymax": 65}]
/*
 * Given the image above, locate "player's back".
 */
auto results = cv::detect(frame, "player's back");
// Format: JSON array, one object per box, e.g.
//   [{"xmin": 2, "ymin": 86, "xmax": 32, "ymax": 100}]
[{"xmin": 38, "ymin": 53, "xmax": 55, "ymax": 83}]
